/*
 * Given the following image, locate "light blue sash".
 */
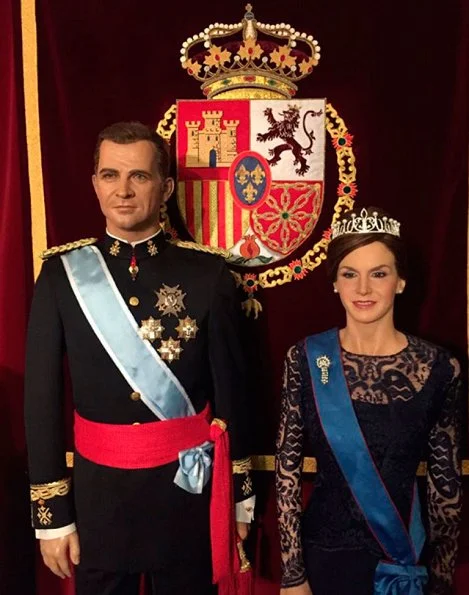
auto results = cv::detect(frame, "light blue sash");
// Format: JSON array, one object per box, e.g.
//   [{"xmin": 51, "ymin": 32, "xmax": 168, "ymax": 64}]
[
  {"xmin": 305, "ymin": 329, "xmax": 428, "ymax": 595},
  {"xmin": 61, "ymin": 246, "xmax": 212, "ymax": 493}
]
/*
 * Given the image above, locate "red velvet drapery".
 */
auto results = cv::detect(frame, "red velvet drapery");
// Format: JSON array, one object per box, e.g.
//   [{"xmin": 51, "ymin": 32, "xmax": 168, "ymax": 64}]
[
  {"xmin": 1, "ymin": 0, "xmax": 468, "ymax": 593},
  {"xmin": 0, "ymin": 1, "xmax": 35, "ymax": 592}
]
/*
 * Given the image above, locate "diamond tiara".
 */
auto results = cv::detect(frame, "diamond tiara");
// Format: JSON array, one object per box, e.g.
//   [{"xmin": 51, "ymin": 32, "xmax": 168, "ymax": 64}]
[{"xmin": 331, "ymin": 209, "xmax": 401, "ymax": 240}]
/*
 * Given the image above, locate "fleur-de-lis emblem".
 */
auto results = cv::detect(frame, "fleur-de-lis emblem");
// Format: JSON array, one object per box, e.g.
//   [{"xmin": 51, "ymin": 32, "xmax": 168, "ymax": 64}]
[{"xmin": 316, "ymin": 355, "xmax": 331, "ymax": 384}]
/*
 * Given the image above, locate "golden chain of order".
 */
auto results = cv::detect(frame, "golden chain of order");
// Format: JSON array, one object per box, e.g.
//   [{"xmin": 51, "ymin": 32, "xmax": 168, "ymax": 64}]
[{"xmin": 159, "ymin": 102, "xmax": 357, "ymax": 292}]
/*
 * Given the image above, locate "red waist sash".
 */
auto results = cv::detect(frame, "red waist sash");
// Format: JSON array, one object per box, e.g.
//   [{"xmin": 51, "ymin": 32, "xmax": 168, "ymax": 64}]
[{"xmin": 74, "ymin": 404, "xmax": 239, "ymax": 588}]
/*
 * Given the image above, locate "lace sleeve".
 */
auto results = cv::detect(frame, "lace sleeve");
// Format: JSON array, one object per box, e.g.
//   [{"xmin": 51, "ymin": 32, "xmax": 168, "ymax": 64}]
[
  {"xmin": 426, "ymin": 358, "xmax": 463, "ymax": 595},
  {"xmin": 275, "ymin": 345, "xmax": 307, "ymax": 588}
]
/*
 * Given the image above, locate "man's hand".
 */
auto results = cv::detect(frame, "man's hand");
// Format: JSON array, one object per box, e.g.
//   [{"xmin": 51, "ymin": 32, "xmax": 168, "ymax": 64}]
[
  {"xmin": 40, "ymin": 531, "xmax": 80, "ymax": 578},
  {"xmin": 236, "ymin": 521, "xmax": 250, "ymax": 541},
  {"xmin": 280, "ymin": 582, "xmax": 313, "ymax": 595}
]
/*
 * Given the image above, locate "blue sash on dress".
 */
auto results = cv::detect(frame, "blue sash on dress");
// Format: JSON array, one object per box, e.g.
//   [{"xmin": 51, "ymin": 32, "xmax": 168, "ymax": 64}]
[
  {"xmin": 61, "ymin": 245, "xmax": 212, "ymax": 494},
  {"xmin": 305, "ymin": 329, "xmax": 428, "ymax": 595}
]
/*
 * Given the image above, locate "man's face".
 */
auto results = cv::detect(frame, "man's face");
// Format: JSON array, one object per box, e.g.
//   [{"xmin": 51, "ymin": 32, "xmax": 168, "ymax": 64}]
[{"xmin": 92, "ymin": 140, "xmax": 174, "ymax": 240}]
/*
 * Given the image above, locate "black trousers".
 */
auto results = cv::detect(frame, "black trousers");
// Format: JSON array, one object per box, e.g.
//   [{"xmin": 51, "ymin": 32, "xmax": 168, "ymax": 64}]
[{"xmin": 74, "ymin": 567, "xmax": 217, "ymax": 595}]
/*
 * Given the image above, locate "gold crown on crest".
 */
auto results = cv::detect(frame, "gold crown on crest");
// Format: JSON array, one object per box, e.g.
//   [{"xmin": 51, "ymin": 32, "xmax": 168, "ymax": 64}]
[
  {"xmin": 331, "ymin": 209, "xmax": 401, "ymax": 240},
  {"xmin": 180, "ymin": 4, "xmax": 321, "ymax": 99}
]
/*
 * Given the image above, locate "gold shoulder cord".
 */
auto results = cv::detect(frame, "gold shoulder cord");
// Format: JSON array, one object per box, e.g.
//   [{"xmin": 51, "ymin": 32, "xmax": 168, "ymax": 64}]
[{"xmin": 41, "ymin": 237, "xmax": 98, "ymax": 260}]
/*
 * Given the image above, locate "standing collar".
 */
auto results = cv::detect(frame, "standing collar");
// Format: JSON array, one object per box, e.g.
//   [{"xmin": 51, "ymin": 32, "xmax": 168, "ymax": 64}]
[{"xmin": 103, "ymin": 228, "xmax": 167, "ymax": 260}]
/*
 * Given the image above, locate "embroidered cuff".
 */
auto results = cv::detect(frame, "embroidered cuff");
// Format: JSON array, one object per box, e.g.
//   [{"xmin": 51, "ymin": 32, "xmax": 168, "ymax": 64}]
[
  {"xmin": 30, "ymin": 478, "xmax": 74, "ymax": 529},
  {"xmin": 232, "ymin": 457, "xmax": 254, "ymax": 501},
  {"xmin": 232, "ymin": 456, "xmax": 252, "ymax": 475}
]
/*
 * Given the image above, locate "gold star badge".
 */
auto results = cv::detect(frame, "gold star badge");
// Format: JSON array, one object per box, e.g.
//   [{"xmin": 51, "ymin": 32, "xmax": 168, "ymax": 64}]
[
  {"xmin": 139, "ymin": 317, "xmax": 164, "ymax": 342},
  {"xmin": 176, "ymin": 316, "xmax": 199, "ymax": 341},
  {"xmin": 147, "ymin": 240, "xmax": 158, "ymax": 256},
  {"xmin": 155, "ymin": 284, "xmax": 186, "ymax": 317},
  {"xmin": 109, "ymin": 240, "xmax": 120, "ymax": 256},
  {"xmin": 158, "ymin": 338, "xmax": 183, "ymax": 362}
]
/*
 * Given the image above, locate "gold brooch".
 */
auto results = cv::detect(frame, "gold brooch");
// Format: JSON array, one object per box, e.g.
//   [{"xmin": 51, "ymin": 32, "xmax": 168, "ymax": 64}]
[
  {"xmin": 158, "ymin": 338, "xmax": 183, "ymax": 362},
  {"xmin": 316, "ymin": 355, "xmax": 331, "ymax": 384},
  {"xmin": 147, "ymin": 240, "xmax": 158, "ymax": 256},
  {"xmin": 155, "ymin": 284, "xmax": 186, "ymax": 317},
  {"xmin": 109, "ymin": 240, "xmax": 120, "ymax": 256},
  {"xmin": 139, "ymin": 317, "xmax": 164, "ymax": 342},
  {"xmin": 176, "ymin": 316, "xmax": 199, "ymax": 341}
]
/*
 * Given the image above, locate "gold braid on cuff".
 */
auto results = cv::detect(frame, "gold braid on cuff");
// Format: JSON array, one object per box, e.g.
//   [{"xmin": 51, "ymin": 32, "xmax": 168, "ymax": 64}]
[
  {"xmin": 232, "ymin": 456, "xmax": 253, "ymax": 474},
  {"xmin": 30, "ymin": 477, "xmax": 71, "ymax": 502}
]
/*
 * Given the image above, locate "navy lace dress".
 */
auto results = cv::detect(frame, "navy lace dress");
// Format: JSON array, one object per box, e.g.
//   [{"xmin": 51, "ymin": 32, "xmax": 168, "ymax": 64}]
[{"xmin": 276, "ymin": 334, "xmax": 462, "ymax": 595}]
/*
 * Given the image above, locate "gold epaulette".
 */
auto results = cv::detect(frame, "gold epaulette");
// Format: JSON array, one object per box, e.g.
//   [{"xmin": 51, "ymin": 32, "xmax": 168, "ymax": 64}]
[
  {"xmin": 40, "ymin": 237, "xmax": 98, "ymax": 260},
  {"xmin": 169, "ymin": 238, "xmax": 232, "ymax": 260}
]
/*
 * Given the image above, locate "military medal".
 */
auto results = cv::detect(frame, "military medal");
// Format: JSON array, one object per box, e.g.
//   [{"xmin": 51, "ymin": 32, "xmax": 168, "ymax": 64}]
[
  {"xmin": 158, "ymin": 338, "xmax": 183, "ymax": 362},
  {"xmin": 155, "ymin": 284, "xmax": 186, "ymax": 316},
  {"xmin": 129, "ymin": 251, "xmax": 139, "ymax": 281},
  {"xmin": 139, "ymin": 317, "xmax": 164, "ymax": 342},
  {"xmin": 176, "ymin": 316, "xmax": 199, "ymax": 341}
]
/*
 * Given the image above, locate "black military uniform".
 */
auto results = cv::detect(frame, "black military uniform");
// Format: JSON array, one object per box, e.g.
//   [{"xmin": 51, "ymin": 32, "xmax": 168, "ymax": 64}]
[{"xmin": 24, "ymin": 230, "xmax": 254, "ymax": 594}]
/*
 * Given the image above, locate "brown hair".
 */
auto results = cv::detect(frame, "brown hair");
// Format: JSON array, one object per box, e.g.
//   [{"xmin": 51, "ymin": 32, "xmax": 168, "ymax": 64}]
[
  {"xmin": 326, "ymin": 206, "xmax": 407, "ymax": 281},
  {"xmin": 94, "ymin": 121, "xmax": 170, "ymax": 178}
]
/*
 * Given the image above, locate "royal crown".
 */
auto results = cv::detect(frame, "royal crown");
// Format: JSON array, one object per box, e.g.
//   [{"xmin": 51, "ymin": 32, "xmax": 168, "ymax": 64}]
[
  {"xmin": 180, "ymin": 4, "xmax": 321, "ymax": 99},
  {"xmin": 331, "ymin": 209, "xmax": 401, "ymax": 240}
]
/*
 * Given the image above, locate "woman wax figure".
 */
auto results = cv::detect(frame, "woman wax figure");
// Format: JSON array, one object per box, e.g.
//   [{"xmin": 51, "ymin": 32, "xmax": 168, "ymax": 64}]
[{"xmin": 275, "ymin": 207, "xmax": 462, "ymax": 595}]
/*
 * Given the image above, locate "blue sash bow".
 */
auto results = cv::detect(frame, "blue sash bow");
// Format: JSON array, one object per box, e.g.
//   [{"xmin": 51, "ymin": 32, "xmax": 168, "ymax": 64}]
[
  {"xmin": 61, "ymin": 246, "xmax": 212, "ymax": 494},
  {"xmin": 305, "ymin": 329, "xmax": 428, "ymax": 595}
]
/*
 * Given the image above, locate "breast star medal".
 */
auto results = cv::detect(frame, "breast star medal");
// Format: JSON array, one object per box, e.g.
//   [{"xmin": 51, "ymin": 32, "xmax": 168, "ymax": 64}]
[
  {"xmin": 138, "ymin": 317, "xmax": 164, "ymax": 342},
  {"xmin": 175, "ymin": 316, "xmax": 199, "ymax": 341},
  {"xmin": 158, "ymin": 338, "xmax": 183, "ymax": 362},
  {"xmin": 155, "ymin": 284, "xmax": 186, "ymax": 317}
]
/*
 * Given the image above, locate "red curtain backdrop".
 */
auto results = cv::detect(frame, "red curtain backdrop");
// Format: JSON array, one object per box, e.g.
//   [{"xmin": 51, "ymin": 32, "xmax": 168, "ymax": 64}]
[
  {"xmin": 1, "ymin": 0, "xmax": 467, "ymax": 593},
  {"xmin": 0, "ymin": 1, "xmax": 35, "ymax": 593}
]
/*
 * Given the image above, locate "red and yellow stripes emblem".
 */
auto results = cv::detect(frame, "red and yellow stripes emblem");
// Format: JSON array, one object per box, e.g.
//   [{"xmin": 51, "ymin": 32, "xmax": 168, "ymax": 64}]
[{"xmin": 177, "ymin": 180, "xmax": 250, "ymax": 250}]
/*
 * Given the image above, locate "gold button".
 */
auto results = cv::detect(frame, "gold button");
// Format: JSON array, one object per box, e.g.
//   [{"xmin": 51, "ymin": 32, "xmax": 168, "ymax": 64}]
[
  {"xmin": 132, "ymin": 422, "xmax": 140, "ymax": 426},
  {"xmin": 130, "ymin": 391, "xmax": 141, "ymax": 401},
  {"xmin": 129, "ymin": 297, "xmax": 139, "ymax": 307}
]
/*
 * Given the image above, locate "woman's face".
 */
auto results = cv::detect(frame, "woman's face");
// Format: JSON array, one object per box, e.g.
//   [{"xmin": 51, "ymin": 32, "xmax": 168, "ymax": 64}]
[{"xmin": 333, "ymin": 241, "xmax": 406, "ymax": 326}]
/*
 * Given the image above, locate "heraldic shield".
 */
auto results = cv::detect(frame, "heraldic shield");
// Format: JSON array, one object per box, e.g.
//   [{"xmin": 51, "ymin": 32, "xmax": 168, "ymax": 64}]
[{"xmin": 176, "ymin": 98, "xmax": 326, "ymax": 267}]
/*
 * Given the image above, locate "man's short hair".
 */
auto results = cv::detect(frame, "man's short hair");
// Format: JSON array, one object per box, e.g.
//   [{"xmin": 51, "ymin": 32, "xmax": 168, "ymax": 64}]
[{"xmin": 94, "ymin": 121, "xmax": 170, "ymax": 179}]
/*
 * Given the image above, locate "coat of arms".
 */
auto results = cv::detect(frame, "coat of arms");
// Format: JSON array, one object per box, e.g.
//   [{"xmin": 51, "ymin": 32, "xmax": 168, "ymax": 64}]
[
  {"xmin": 158, "ymin": 4, "xmax": 357, "ymax": 315},
  {"xmin": 176, "ymin": 98, "xmax": 326, "ymax": 266}
]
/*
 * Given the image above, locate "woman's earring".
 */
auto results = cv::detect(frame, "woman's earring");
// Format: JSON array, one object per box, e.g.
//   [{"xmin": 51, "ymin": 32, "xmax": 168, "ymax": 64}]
[{"xmin": 333, "ymin": 287, "xmax": 338, "ymax": 293}]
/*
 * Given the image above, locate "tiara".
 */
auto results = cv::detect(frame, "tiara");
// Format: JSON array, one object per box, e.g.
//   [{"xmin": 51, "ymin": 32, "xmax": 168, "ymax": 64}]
[
  {"xmin": 331, "ymin": 209, "xmax": 401, "ymax": 240},
  {"xmin": 180, "ymin": 4, "xmax": 321, "ymax": 99}
]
